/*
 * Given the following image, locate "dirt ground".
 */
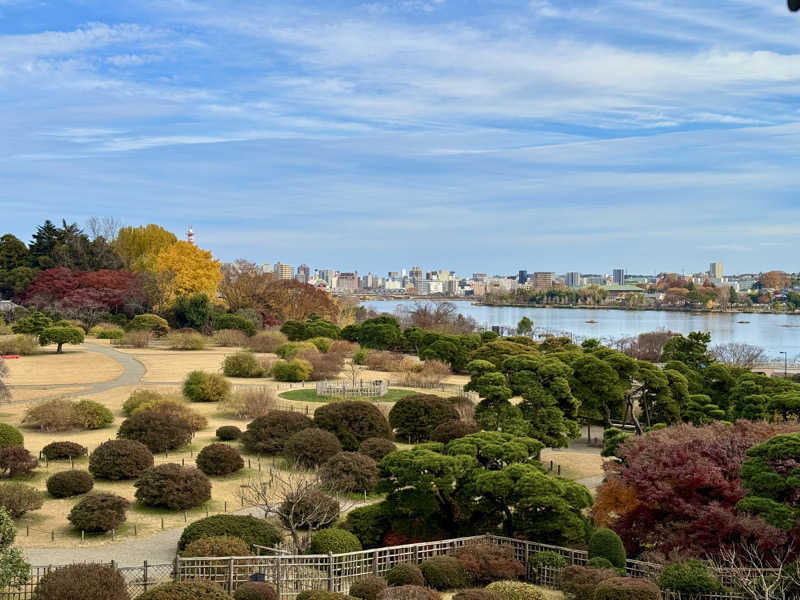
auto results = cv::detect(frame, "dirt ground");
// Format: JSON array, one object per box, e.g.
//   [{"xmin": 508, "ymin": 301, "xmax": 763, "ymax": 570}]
[
  {"xmin": 3, "ymin": 347, "xmax": 123, "ymax": 385},
  {"xmin": 539, "ymin": 449, "xmax": 608, "ymax": 481}
]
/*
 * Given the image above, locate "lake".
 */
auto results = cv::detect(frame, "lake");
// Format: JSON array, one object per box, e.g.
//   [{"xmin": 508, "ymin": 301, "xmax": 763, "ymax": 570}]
[{"xmin": 359, "ymin": 300, "xmax": 800, "ymax": 360}]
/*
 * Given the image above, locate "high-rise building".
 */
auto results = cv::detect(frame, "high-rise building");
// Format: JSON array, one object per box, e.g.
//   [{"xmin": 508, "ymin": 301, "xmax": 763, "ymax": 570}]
[
  {"xmin": 709, "ymin": 262, "xmax": 723, "ymax": 279},
  {"xmin": 409, "ymin": 266, "xmax": 423, "ymax": 282},
  {"xmin": 613, "ymin": 269, "xmax": 625, "ymax": 285},
  {"xmin": 295, "ymin": 264, "xmax": 310, "ymax": 283},
  {"xmin": 337, "ymin": 272, "xmax": 359, "ymax": 290},
  {"xmin": 565, "ymin": 272, "xmax": 582, "ymax": 287},
  {"xmin": 532, "ymin": 272, "xmax": 554, "ymax": 290},
  {"xmin": 261, "ymin": 263, "xmax": 273, "ymax": 274},
  {"xmin": 274, "ymin": 263, "xmax": 293, "ymax": 280},
  {"xmin": 318, "ymin": 269, "xmax": 336, "ymax": 286},
  {"xmin": 518, "ymin": 270, "xmax": 528, "ymax": 284}
]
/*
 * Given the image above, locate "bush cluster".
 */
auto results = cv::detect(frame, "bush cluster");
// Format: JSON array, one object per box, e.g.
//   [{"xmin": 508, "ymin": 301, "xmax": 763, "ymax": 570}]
[
  {"xmin": 184, "ymin": 370, "xmax": 232, "ymax": 402},
  {"xmin": 96, "ymin": 328, "xmax": 124, "ymax": 339},
  {"xmin": 484, "ymin": 581, "xmax": 544, "ymax": 600},
  {"xmin": 217, "ymin": 425, "xmax": 242, "ymax": 440},
  {"xmin": 0, "ymin": 482, "xmax": 43, "ymax": 517},
  {"xmin": 123, "ymin": 389, "xmax": 163, "ymax": 415},
  {"xmin": 314, "ymin": 402, "xmax": 392, "ymax": 450},
  {"xmin": 196, "ymin": 443, "xmax": 244, "ymax": 476},
  {"xmin": 285, "ymin": 428, "xmax": 343, "ymax": 468},
  {"xmin": 279, "ymin": 489, "xmax": 340, "ymax": 530},
  {"xmin": 588, "ymin": 528, "xmax": 627, "ymax": 570},
  {"xmin": 349, "ymin": 576, "xmax": 388, "ymax": 600},
  {"xmin": 138, "ymin": 582, "xmax": 233, "ymax": 600},
  {"xmin": 560, "ymin": 565, "xmax": 618, "ymax": 600},
  {"xmin": 389, "ymin": 395, "xmax": 460, "ymax": 443},
  {"xmin": 128, "ymin": 313, "xmax": 170, "ymax": 336},
  {"xmin": 420, "ymin": 556, "xmax": 471, "ymax": 590},
  {"xmin": 46, "ymin": 470, "xmax": 93, "ymax": 498},
  {"xmin": 215, "ymin": 314, "xmax": 257, "ymax": 337},
  {"xmin": 377, "ymin": 586, "xmax": 440, "ymax": 600},
  {"xmin": 387, "ymin": 564, "xmax": 425, "ymax": 587},
  {"xmin": 215, "ymin": 329, "xmax": 249, "ymax": 347},
  {"xmin": 89, "ymin": 439, "xmax": 154, "ymax": 480},
  {"xmin": 181, "ymin": 535, "xmax": 252, "ymax": 557},
  {"xmin": 134, "ymin": 464, "xmax": 211, "ymax": 510},
  {"xmin": 233, "ymin": 582, "xmax": 278, "ymax": 600},
  {"xmin": 221, "ymin": 388, "xmax": 277, "ymax": 419},
  {"xmin": 272, "ymin": 358, "xmax": 313, "ymax": 382},
  {"xmin": 298, "ymin": 348, "xmax": 345, "ymax": 381},
  {"xmin": 658, "ymin": 560, "xmax": 724, "ymax": 595},
  {"xmin": 33, "ymin": 563, "xmax": 129, "ymax": 600},
  {"xmin": 23, "ymin": 398, "xmax": 112, "ymax": 431},
  {"xmin": 118, "ymin": 410, "xmax": 194, "ymax": 453},
  {"xmin": 341, "ymin": 504, "xmax": 390, "ymax": 550},
  {"xmin": 167, "ymin": 331, "xmax": 207, "ymax": 350},
  {"xmin": 68, "ymin": 493, "xmax": 130, "ymax": 532},
  {"xmin": 320, "ymin": 452, "xmax": 378, "ymax": 494},
  {"xmin": 358, "ymin": 438, "xmax": 397, "ymax": 462},
  {"xmin": 0, "ymin": 447, "xmax": 37, "ymax": 478},
  {"xmin": 276, "ymin": 341, "xmax": 317, "ymax": 359},
  {"xmin": 120, "ymin": 330, "xmax": 152, "ymax": 348},
  {"xmin": 73, "ymin": 399, "xmax": 114, "ymax": 429},
  {"xmin": 0, "ymin": 424, "xmax": 23, "ymax": 448},
  {"xmin": 131, "ymin": 397, "xmax": 207, "ymax": 433},
  {"xmin": 454, "ymin": 543, "xmax": 525, "ymax": 585},
  {"xmin": 246, "ymin": 331, "xmax": 288, "ymax": 353},
  {"xmin": 0, "ymin": 334, "xmax": 41, "ymax": 355},
  {"xmin": 223, "ymin": 351, "xmax": 265, "ymax": 377},
  {"xmin": 41, "ymin": 441, "xmax": 87, "ymax": 460},
  {"xmin": 178, "ymin": 514, "xmax": 282, "ymax": 550},
  {"xmin": 308, "ymin": 528, "xmax": 363, "ymax": 554},
  {"xmin": 593, "ymin": 577, "xmax": 660, "ymax": 600},
  {"xmin": 241, "ymin": 411, "xmax": 313, "ymax": 454},
  {"xmin": 451, "ymin": 591, "xmax": 497, "ymax": 600},
  {"xmin": 298, "ymin": 593, "xmax": 358, "ymax": 600},
  {"xmin": 430, "ymin": 421, "xmax": 479, "ymax": 444}
]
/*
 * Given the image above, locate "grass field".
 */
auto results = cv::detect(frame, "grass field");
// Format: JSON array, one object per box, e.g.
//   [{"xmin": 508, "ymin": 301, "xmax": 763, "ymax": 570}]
[{"xmin": 280, "ymin": 388, "xmax": 418, "ymax": 403}]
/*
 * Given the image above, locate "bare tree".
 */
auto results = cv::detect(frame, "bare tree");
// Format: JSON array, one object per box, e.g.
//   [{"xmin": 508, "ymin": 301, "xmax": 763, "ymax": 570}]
[
  {"xmin": 710, "ymin": 342, "xmax": 766, "ymax": 367},
  {"xmin": 238, "ymin": 466, "xmax": 355, "ymax": 553},
  {"xmin": 0, "ymin": 358, "xmax": 10, "ymax": 403},
  {"xmin": 707, "ymin": 543, "xmax": 800, "ymax": 600},
  {"xmin": 86, "ymin": 216, "xmax": 123, "ymax": 242}
]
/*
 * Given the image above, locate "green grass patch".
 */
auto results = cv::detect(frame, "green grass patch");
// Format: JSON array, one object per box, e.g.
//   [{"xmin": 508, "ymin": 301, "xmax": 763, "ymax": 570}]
[{"xmin": 280, "ymin": 388, "xmax": 416, "ymax": 403}]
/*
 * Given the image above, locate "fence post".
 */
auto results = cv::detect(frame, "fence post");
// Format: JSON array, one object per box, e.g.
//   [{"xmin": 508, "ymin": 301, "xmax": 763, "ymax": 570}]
[
  {"xmin": 173, "ymin": 555, "xmax": 179, "ymax": 583},
  {"xmin": 143, "ymin": 560, "xmax": 149, "ymax": 592},
  {"xmin": 328, "ymin": 552, "xmax": 334, "ymax": 591},
  {"xmin": 276, "ymin": 554, "xmax": 282, "ymax": 598},
  {"xmin": 227, "ymin": 557, "xmax": 234, "ymax": 593}
]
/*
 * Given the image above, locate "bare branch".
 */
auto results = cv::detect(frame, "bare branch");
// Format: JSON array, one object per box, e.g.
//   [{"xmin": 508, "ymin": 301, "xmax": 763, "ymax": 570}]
[{"xmin": 710, "ymin": 342, "xmax": 766, "ymax": 367}]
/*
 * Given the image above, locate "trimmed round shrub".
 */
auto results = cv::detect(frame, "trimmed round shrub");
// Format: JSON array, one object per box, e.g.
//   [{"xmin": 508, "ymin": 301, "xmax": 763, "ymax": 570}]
[
  {"xmin": 233, "ymin": 582, "xmax": 278, "ymax": 600},
  {"xmin": 68, "ymin": 493, "xmax": 129, "ymax": 532},
  {"xmin": 241, "ymin": 411, "xmax": 313, "ymax": 454},
  {"xmin": 184, "ymin": 370, "xmax": 232, "ymax": 402},
  {"xmin": 134, "ymin": 463, "xmax": 211, "ymax": 510},
  {"xmin": 215, "ymin": 329, "xmax": 248, "ymax": 347},
  {"xmin": 41, "ymin": 441, "xmax": 87, "ymax": 460},
  {"xmin": 588, "ymin": 527, "xmax": 627, "ymax": 569},
  {"xmin": 387, "ymin": 564, "xmax": 425, "ymax": 587},
  {"xmin": 0, "ymin": 423, "xmax": 23, "ymax": 448},
  {"xmin": 0, "ymin": 482, "xmax": 43, "ymax": 517},
  {"xmin": 276, "ymin": 341, "xmax": 317, "ymax": 360},
  {"xmin": 420, "ymin": 556, "xmax": 470, "ymax": 591},
  {"xmin": 452, "ymin": 591, "xmax": 499, "ymax": 600},
  {"xmin": 285, "ymin": 428, "xmax": 342, "ymax": 468},
  {"xmin": 530, "ymin": 551, "xmax": 567, "ymax": 569},
  {"xmin": 560, "ymin": 565, "xmax": 618, "ymax": 600},
  {"xmin": 279, "ymin": 489, "xmax": 340, "ymax": 530},
  {"xmin": 315, "ymin": 402, "xmax": 392, "ymax": 450},
  {"xmin": 430, "ymin": 421, "xmax": 479, "ymax": 444},
  {"xmin": 308, "ymin": 337, "xmax": 333, "ymax": 353},
  {"xmin": 182, "ymin": 535, "xmax": 252, "ymax": 557},
  {"xmin": 307, "ymin": 528, "xmax": 362, "ymax": 554},
  {"xmin": 178, "ymin": 514, "xmax": 281, "ymax": 551},
  {"xmin": 586, "ymin": 557, "xmax": 618, "ymax": 571},
  {"xmin": 132, "ymin": 397, "xmax": 207, "ymax": 433},
  {"xmin": 46, "ymin": 470, "xmax": 93, "ymax": 498},
  {"xmin": 342, "ymin": 503, "xmax": 390, "ymax": 550},
  {"xmin": 137, "ymin": 581, "xmax": 233, "ymax": 600},
  {"xmin": 117, "ymin": 410, "xmax": 194, "ymax": 452},
  {"xmin": 320, "ymin": 452, "xmax": 378, "ymax": 494},
  {"xmin": 0, "ymin": 447, "xmax": 37, "ymax": 478},
  {"xmin": 223, "ymin": 351, "xmax": 265, "ymax": 377},
  {"xmin": 377, "ymin": 587, "xmax": 440, "ymax": 600},
  {"xmin": 389, "ymin": 395, "xmax": 460, "ymax": 443},
  {"xmin": 217, "ymin": 425, "xmax": 242, "ymax": 441},
  {"xmin": 123, "ymin": 389, "xmax": 163, "ymax": 415},
  {"xmin": 299, "ymin": 594, "xmax": 358, "ymax": 600},
  {"xmin": 196, "ymin": 443, "xmax": 244, "ymax": 476},
  {"xmin": 349, "ymin": 576, "xmax": 388, "ymax": 600},
  {"xmin": 33, "ymin": 563, "xmax": 128, "ymax": 600},
  {"xmin": 454, "ymin": 543, "xmax": 525, "ymax": 585},
  {"xmin": 73, "ymin": 399, "xmax": 114, "ymax": 429},
  {"xmin": 215, "ymin": 314, "xmax": 257, "ymax": 337},
  {"xmin": 358, "ymin": 438, "xmax": 397, "ymax": 462},
  {"xmin": 271, "ymin": 358, "xmax": 313, "ymax": 382},
  {"xmin": 89, "ymin": 439, "xmax": 154, "ymax": 480},
  {"xmin": 128, "ymin": 313, "xmax": 169, "ymax": 336},
  {"xmin": 593, "ymin": 577, "xmax": 660, "ymax": 600},
  {"xmin": 484, "ymin": 581, "xmax": 544, "ymax": 600},
  {"xmin": 246, "ymin": 331, "xmax": 288, "ymax": 353},
  {"xmin": 658, "ymin": 559, "xmax": 724, "ymax": 595},
  {"xmin": 96, "ymin": 327, "xmax": 124, "ymax": 339}
]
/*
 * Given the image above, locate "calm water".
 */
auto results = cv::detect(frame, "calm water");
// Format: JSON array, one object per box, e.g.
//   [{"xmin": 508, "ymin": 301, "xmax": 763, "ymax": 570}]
[{"xmin": 360, "ymin": 300, "xmax": 800, "ymax": 360}]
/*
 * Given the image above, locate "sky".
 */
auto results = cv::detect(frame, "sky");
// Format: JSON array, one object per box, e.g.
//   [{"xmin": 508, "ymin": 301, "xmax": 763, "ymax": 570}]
[{"xmin": 1, "ymin": 0, "xmax": 800, "ymax": 276}]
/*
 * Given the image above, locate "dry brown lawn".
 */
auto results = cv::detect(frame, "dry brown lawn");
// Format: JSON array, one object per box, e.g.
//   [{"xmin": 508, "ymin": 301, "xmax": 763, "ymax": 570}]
[
  {"xmin": 4, "ymin": 387, "xmax": 90, "ymax": 402},
  {"xmin": 117, "ymin": 347, "xmax": 236, "ymax": 383},
  {"xmin": 3, "ymin": 347, "xmax": 123, "ymax": 386},
  {"xmin": 539, "ymin": 449, "xmax": 608, "ymax": 481}
]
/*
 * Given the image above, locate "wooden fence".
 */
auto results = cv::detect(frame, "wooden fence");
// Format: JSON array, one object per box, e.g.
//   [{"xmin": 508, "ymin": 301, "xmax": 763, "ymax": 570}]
[
  {"xmin": 4, "ymin": 534, "xmax": 756, "ymax": 600},
  {"xmin": 316, "ymin": 380, "xmax": 389, "ymax": 398}
]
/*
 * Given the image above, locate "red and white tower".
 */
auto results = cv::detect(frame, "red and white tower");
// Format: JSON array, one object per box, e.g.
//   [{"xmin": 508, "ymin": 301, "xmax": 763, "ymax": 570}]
[{"xmin": 187, "ymin": 225, "xmax": 195, "ymax": 244}]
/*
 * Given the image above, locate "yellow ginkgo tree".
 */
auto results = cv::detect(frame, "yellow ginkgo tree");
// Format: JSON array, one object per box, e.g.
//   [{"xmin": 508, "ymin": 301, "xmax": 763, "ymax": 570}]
[{"xmin": 155, "ymin": 241, "xmax": 222, "ymax": 306}]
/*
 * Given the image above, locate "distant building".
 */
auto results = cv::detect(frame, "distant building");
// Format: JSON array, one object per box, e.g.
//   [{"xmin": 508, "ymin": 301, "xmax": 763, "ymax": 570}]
[
  {"xmin": 261, "ymin": 263, "xmax": 273, "ymax": 274},
  {"xmin": 613, "ymin": 268, "xmax": 625, "ymax": 285},
  {"xmin": 709, "ymin": 262, "xmax": 723, "ymax": 279},
  {"xmin": 532, "ymin": 272, "xmax": 554, "ymax": 291},
  {"xmin": 274, "ymin": 263, "xmax": 293, "ymax": 280},
  {"xmin": 337, "ymin": 272, "xmax": 359, "ymax": 291},
  {"xmin": 472, "ymin": 273, "xmax": 488, "ymax": 281},
  {"xmin": 518, "ymin": 270, "xmax": 528, "ymax": 284},
  {"xmin": 409, "ymin": 266, "xmax": 423, "ymax": 282},
  {"xmin": 565, "ymin": 272, "xmax": 582, "ymax": 287},
  {"xmin": 295, "ymin": 264, "xmax": 310, "ymax": 284}
]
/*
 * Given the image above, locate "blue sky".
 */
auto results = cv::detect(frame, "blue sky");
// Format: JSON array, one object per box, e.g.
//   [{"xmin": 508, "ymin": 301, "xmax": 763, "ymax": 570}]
[{"xmin": 1, "ymin": 0, "xmax": 799, "ymax": 276}]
